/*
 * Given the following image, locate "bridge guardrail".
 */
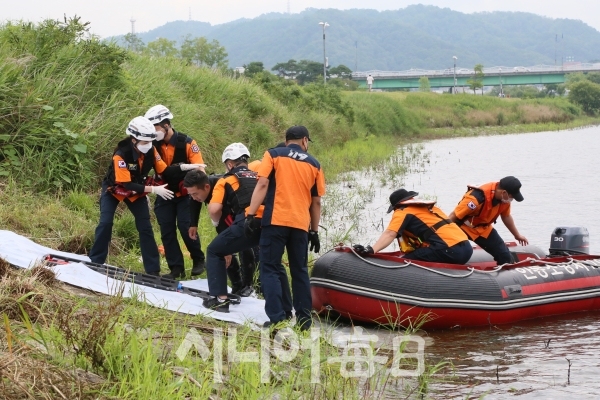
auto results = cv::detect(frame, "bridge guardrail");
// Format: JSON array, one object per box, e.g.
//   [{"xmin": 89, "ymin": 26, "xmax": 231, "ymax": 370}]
[{"xmin": 352, "ymin": 64, "xmax": 600, "ymax": 79}]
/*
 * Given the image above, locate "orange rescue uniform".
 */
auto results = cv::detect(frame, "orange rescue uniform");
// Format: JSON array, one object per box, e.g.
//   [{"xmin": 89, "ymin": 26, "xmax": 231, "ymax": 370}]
[
  {"xmin": 111, "ymin": 147, "xmax": 166, "ymax": 202},
  {"xmin": 210, "ymin": 170, "xmax": 264, "ymax": 219},
  {"xmin": 387, "ymin": 201, "xmax": 468, "ymax": 250},
  {"xmin": 257, "ymin": 145, "xmax": 326, "ymax": 231},
  {"xmin": 452, "ymin": 182, "xmax": 510, "ymax": 240},
  {"xmin": 156, "ymin": 132, "xmax": 204, "ymax": 197}
]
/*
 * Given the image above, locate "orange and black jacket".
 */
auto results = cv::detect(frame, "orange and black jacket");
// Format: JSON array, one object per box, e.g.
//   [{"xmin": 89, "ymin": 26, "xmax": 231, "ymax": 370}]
[
  {"xmin": 453, "ymin": 182, "xmax": 511, "ymax": 239},
  {"xmin": 156, "ymin": 130, "xmax": 204, "ymax": 196},
  {"xmin": 257, "ymin": 144, "xmax": 326, "ymax": 231},
  {"xmin": 103, "ymin": 137, "xmax": 166, "ymax": 202},
  {"xmin": 210, "ymin": 166, "xmax": 263, "ymax": 219},
  {"xmin": 189, "ymin": 174, "xmax": 236, "ymax": 234},
  {"xmin": 387, "ymin": 203, "xmax": 468, "ymax": 249}
]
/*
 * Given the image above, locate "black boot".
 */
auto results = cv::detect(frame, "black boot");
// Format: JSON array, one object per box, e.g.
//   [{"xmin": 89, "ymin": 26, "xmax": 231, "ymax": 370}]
[
  {"xmin": 162, "ymin": 268, "xmax": 186, "ymax": 280},
  {"xmin": 191, "ymin": 259, "xmax": 205, "ymax": 276},
  {"xmin": 202, "ymin": 297, "xmax": 230, "ymax": 313}
]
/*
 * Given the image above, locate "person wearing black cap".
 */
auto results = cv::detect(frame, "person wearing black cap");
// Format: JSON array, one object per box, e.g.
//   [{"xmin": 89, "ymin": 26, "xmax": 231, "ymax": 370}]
[
  {"xmin": 448, "ymin": 176, "xmax": 528, "ymax": 265},
  {"xmin": 353, "ymin": 189, "xmax": 472, "ymax": 264},
  {"xmin": 246, "ymin": 125, "xmax": 326, "ymax": 331}
]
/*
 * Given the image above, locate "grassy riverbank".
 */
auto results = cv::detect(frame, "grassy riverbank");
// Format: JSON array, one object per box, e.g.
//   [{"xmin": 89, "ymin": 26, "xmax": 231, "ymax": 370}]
[{"xmin": 1, "ymin": 18, "xmax": 599, "ymax": 399}]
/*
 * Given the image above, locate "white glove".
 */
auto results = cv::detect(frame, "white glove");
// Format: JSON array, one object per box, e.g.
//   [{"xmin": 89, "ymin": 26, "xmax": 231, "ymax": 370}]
[
  {"xmin": 180, "ymin": 164, "xmax": 206, "ymax": 171},
  {"xmin": 151, "ymin": 184, "xmax": 174, "ymax": 200},
  {"xmin": 211, "ymin": 219, "xmax": 219, "ymax": 227}
]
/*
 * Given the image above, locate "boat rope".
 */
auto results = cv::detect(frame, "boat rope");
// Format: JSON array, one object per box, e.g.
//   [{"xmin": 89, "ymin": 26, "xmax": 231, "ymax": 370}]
[
  {"xmin": 567, "ymin": 258, "xmax": 600, "ymax": 268},
  {"xmin": 349, "ymin": 247, "xmax": 475, "ymax": 278}
]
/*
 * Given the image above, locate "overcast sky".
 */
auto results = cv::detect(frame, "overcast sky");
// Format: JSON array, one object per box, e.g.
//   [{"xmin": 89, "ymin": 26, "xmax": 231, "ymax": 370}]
[{"xmin": 2, "ymin": 0, "xmax": 599, "ymax": 38}]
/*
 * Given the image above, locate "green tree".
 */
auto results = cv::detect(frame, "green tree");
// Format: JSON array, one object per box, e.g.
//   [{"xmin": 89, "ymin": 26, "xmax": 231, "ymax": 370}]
[
  {"xmin": 146, "ymin": 37, "xmax": 178, "ymax": 57},
  {"xmin": 180, "ymin": 36, "xmax": 208, "ymax": 66},
  {"xmin": 418, "ymin": 76, "xmax": 431, "ymax": 92},
  {"xmin": 123, "ymin": 33, "xmax": 144, "ymax": 53},
  {"xmin": 329, "ymin": 64, "xmax": 353, "ymax": 79},
  {"xmin": 568, "ymin": 80, "xmax": 600, "ymax": 114},
  {"xmin": 205, "ymin": 39, "xmax": 228, "ymax": 68},
  {"xmin": 272, "ymin": 59, "xmax": 298, "ymax": 78},
  {"xmin": 467, "ymin": 64, "xmax": 484, "ymax": 95},
  {"xmin": 243, "ymin": 61, "xmax": 264, "ymax": 78}
]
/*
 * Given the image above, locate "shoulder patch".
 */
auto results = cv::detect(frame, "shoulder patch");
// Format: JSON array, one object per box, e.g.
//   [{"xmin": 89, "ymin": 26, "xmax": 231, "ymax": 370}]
[
  {"xmin": 191, "ymin": 144, "xmax": 200, "ymax": 153},
  {"xmin": 118, "ymin": 160, "xmax": 126, "ymax": 168},
  {"xmin": 467, "ymin": 201, "xmax": 477, "ymax": 210}
]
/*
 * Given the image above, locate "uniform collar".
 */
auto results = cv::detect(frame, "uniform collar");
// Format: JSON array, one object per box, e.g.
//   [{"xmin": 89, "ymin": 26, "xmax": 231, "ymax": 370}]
[
  {"xmin": 166, "ymin": 129, "xmax": 180, "ymax": 146},
  {"xmin": 287, "ymin": 143, "xmax": 303, "ymax": 151},
  {"xmin": 130, "ymin": 141, "xmax": 141, "ymax": 161}
]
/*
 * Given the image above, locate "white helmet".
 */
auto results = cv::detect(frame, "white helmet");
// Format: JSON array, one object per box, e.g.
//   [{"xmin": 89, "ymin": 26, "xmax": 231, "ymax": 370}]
[
  {"xmin": 222, "ymin": 142, "xmax": 250, "ymax": 162},
  {"xmin": 144, "ymin": 104, "xmax": 173, "ymax": 124},
  {"xmin": 126, "ymin": 116, "xmax": 157, "ymax": 141}
]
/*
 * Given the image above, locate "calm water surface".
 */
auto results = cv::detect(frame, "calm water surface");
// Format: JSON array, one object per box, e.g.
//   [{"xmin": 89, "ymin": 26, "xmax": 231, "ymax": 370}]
[{"xmin": 323, "ymin": 126, "xmax": 600, "ymax": 399}]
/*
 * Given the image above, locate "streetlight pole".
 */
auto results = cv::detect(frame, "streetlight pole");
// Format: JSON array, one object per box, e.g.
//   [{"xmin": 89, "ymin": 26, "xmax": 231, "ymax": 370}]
[
  {"xmin": 499, "ymin": 67, "xmax": 503, "ymax": 97},
  {"xmin": 319, "ymin": 22, "xmax": 329, "ymax": 85},
  {"xmin": 452, "ymin": 56, "xmax": 457, "ymax": 94}
]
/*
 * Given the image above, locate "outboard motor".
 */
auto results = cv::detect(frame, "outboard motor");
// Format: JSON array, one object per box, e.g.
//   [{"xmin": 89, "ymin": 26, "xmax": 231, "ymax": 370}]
[{"xmin": 549, "ymin": 227, "xmax": 589, "ymax": 256}]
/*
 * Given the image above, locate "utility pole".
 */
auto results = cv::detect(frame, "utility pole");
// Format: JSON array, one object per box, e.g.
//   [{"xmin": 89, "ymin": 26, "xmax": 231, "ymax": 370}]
[
  {"xmin": 355, "ymin": 41, "xmax": 358, "ymax": 72},
  {"xmin": 189, "ymin": 7, "xmax": 192, "ymax": 21},
  {"xmin": 453, "ymin": 56, "xmax": 457, "ymax": 94},
  {"xmin": 319, "ymin": 22, "xmax": 329, "ymax": 85},
  {"xmin": 287, "ymin": 0, "xmax": 291, "ymax": 14}
]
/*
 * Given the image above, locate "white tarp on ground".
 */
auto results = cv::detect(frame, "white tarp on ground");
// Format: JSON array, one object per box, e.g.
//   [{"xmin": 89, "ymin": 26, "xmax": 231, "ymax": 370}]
[{"xmin": 0, "ymin": 230, "xmax": 269, "ymax": 326}]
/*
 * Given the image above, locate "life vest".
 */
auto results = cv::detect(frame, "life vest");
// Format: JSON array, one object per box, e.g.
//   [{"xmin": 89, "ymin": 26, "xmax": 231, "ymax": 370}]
[
  {"xmin": 103, "ymin": 138, "xmax": 154, "ymax": 198},
  {"xmin": 158, "ymin": 132, "xmax": 194, "ymax": 194},
  {"xmin": 394, "ymin": 200, "xmax": 453, "ymax": 251},
  {"xmin": 463, "ymin": 182, "xmax": 509, "ymax": 228},
  {"xmin": 224, "ymin": 167, "xmax": 259, "ymax": 215}
]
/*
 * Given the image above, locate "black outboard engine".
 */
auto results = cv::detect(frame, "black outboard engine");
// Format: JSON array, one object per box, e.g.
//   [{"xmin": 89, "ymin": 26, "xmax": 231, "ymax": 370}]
[{"xmin": 549, "ymin": 227, "xmax": 589, "ymax": 256}]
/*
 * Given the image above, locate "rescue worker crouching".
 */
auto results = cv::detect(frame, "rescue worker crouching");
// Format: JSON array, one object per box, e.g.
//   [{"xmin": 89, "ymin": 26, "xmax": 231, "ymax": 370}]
[
  {"xmin": 144, "ymin": 104, "xmax": 206, "ymax": 280},
  {"xmin": 448, "ymin": 176, "xmax": 528, "ymax": 266},
  {"xmin": 353, "ymin": 188, "xmax": 473, "ymax": 264},
  {"xmin": 89, "ymin": 116, "xmax": 174, "ymax": 275},
  {"xmin": 191, "ymin": 143, "xmax": 264, "ymax": 313},
  {"xmin": 184, "ymin": 168, "xmax": 256, "ymax": 300}
]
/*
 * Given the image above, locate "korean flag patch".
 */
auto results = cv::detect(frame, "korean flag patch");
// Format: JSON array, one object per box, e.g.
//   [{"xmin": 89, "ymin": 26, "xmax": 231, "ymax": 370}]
[
  {"xmin": 191, "ymin": 144, "xmax": 200, "ymax": 153},
  {"xmin": 118, "ymin": 160, "xmax": 126, "ymax": 169},
  {"xmin": 467, "ymin": 201, "xmax": 477, "ymax": 210}
]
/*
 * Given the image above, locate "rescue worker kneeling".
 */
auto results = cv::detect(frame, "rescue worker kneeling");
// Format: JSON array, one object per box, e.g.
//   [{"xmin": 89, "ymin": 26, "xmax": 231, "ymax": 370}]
[
  {"xmin": 353, "ymin": 189, "xmax": 473, "ymax": 264},
  {"xmin": 202, "ymin": 143, "xmax": 264, "ymax": 312}
]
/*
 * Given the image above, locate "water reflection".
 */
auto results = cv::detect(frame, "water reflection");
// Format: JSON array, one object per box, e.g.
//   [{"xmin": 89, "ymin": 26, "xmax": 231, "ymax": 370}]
[{"xmin": 320, "ymin": 126, "xmax": 600, "ymax": 399}]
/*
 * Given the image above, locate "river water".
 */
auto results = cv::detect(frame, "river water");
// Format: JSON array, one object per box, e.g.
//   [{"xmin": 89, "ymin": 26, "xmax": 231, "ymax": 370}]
[{"xmin": 321, "ymin": 126, "xmax": 600, "ymax": 399}]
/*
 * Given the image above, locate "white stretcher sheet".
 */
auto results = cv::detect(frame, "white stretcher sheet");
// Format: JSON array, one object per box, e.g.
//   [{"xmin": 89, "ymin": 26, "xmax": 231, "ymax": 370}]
[{"xmin": 0, "ymin": 230, "xmax": 269, "ymax": 326}]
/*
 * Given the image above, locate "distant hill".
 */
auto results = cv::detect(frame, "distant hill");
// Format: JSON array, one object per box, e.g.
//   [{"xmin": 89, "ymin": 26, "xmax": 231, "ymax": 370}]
[{"xmin": 109, "ymin": 5, "xmax": 600, "ymax": 71}]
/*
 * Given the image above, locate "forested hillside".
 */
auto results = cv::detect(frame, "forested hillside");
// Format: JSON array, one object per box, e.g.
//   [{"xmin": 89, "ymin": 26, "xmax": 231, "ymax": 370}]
[{"xmin": 111, "ymin": 5, "xmax": 600, "ymax": 71}]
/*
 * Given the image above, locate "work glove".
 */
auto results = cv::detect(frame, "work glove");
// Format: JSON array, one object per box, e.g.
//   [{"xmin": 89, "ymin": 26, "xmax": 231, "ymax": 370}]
[
  {"xmin": 151, "ymin": 184, "xmax": 174, "ymax": 200},
  {"xmin": 180, "ymin": 163, "xmax": 206, "ymax": 171},
  {"xmin": 244, "ymin": 214, "xmax": 261, "ymax": 238},
  {"xmin": 352, "ymin": 244, "xmax": 374, "ymax": 256},
  {"xmin": 308, "ymin": 230, "xmax": 320, "ymax": 253}
]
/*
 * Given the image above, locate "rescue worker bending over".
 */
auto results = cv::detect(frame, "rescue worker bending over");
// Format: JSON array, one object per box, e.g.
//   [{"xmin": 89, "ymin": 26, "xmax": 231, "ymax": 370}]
[
  {"xmin": 183, "ymin": 169, "xmax": 251, "ymax": 296},
  {"xmin": 448, "ymin": 176, "xmax": 528, "ymax": 265},
  {"xmin": 145, "ymin": 105, "xmax": 206, "ymax": 280},
  {"xmin": 353, "ymin": 189, "xmax": 473, "ymax": 265},
  {"xmin": 89, "ymin": 116, "xmax": 173, "ymax": 275},
  {"xmin": 247, "ymin": 126, "xmax": 326, "ymax": 331},
  {"xmin": 193, "ymin": 143, "xmax": 265, "ymax": 312}
]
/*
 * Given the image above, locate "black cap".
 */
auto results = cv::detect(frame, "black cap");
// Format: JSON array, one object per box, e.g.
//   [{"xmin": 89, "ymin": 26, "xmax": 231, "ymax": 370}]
[
  {"xmin": 499, "ymin": 176, "xmax": 524, "ymax": 202},
  {"xmin": 387, "ymin": 189, "xmax": 419, "ymax": 213},
  {"xmin": 285, "ymin": 125, "xmax": 312, "ymax": 142}
]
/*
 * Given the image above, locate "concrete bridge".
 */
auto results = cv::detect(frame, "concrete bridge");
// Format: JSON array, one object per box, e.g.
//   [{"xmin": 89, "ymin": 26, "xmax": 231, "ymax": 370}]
[{"xmin": 352, "ymin": 64, "xmax": 600, "ymax": 90}]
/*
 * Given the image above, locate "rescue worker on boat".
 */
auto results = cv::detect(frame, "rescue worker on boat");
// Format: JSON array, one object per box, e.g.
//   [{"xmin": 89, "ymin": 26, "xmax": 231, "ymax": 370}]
[
  {"xmin": 144, "ymin": 105, "xmax": 206, "ymax": 280},
  {"xmin": 448, "ymin": 176, "xmax": 528, "ymax": 265},
  {"xmin": 195, "ymin": 143, "xmax": 265, "ymax": 312},
  {"xmin": 353, "ymin": 188, "xmax": 473, "ymax": 264}
]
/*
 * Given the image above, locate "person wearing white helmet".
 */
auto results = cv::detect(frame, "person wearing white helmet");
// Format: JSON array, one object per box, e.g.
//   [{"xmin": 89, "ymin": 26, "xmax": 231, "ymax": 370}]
[
  {"xmin": 201, "ymin": 143, "xmax": 264, "ymax": 312},
  {"xmin": 89, "ymin": 116, "xmax": 174, "ymax": 275},
  {"xmin": 144, "ymin": 104, "xmax": 206, "ymax": 280}
]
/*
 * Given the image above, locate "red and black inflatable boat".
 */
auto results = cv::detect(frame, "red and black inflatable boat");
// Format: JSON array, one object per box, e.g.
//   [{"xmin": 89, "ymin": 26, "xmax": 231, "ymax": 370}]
[{"xmin": 311, "ymin": 228, "xmax": 600, "ymax": 329}]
